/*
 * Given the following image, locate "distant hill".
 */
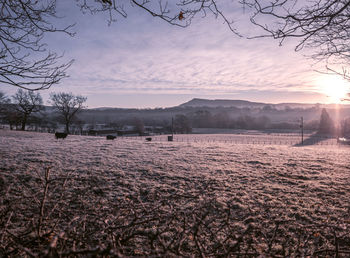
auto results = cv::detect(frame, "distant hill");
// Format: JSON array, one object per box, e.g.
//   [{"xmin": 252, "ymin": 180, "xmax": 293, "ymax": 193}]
[
  {"xmin": 179, "ymin": 98, "xmax": 267, "ymax": 108},
  {"xmin": 178, "ymin": 98, "xmax": 349, "ymax": 109}
]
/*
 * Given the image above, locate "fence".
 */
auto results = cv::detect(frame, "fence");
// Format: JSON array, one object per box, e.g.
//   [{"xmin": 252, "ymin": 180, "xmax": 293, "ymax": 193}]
[
  {"xmin": 2, "ymin": 127, "xmax": 342, "ymax": 146},
  {"xmin": 123, "ymin": 134, "xmax": 341, "ymax": 146}
]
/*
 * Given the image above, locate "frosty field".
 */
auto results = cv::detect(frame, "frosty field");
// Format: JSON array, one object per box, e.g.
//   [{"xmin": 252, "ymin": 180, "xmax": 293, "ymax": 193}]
[{"xmin": 1, "ymin": 130, "xmax": 350, "ymax": 256}]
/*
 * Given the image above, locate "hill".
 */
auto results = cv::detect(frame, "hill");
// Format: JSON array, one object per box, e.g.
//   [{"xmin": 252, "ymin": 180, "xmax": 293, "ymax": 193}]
[
  {"xmin": 178, "ymin": 98, "xmax": 350, "ymax": 109},
  {"xmin": 179, "ymin": 98, "xmax": 267, "ymax": 108}
]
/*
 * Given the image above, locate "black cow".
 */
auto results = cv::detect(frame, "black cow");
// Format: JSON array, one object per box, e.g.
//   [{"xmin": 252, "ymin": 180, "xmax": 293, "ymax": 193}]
[
  {"xmin": 55, "ymin": 132, "xmax": 68, "ymax": 139},
  {"xmin": 106, "ymin": 135, "xmax": 116, "ymax": 140}
]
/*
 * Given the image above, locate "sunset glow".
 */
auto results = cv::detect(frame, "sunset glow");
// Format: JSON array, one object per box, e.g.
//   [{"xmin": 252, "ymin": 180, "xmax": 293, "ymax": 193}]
[{"xmin": 318, "ymin": 75, "xmax": 350, "ymax": 103}]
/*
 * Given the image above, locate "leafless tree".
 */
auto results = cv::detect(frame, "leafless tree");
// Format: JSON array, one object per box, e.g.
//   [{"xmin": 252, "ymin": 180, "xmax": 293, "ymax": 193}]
[
  {"xmin": 0, "ymin": 91, "xmax": 11, "ymax": 126},
  {"xmin": 75, "ymin": 0, "xmax": 241, "ymax": 35},
  {"xmin": 72, "ymin": 118, "xmax": 86, "ymax": 135},
  {"xmin": 49, "ymin": 92, "xmax": 87, "ymax": 134},
  {"xmin": 242, "ymin": 0, "xmax": 350, "ymax": 80},
  {"xmin": 0, "ymin": 91, "xmax": 10, "ymax": 111},
  {"xmin": 0, "ymin": 0, "xmax": 74, "ymax": 90},
  {"xmin": 12, "ymin": 89, "xmax": 44, "ymax": 130},
  {"xmin": 174, "ymin": 114, "xmax": 192, "ymax": 134},
  {"xmin": 0, "ymin": 91, "xmax": 9, "ymax": 104}
]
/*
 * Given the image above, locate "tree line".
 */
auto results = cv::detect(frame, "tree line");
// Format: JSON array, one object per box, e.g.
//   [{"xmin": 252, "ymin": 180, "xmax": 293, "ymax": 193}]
[
  {"xmin": 0, "ymin": 90, "xmax": 86, "ymax": 134},
  {"xmin": 170, "ymin": 112, "xmax": 314, "ymax": 133},
  {"xmin": 174, "ymin": 108, "xmax": 350, "ymax": 136},
  {"xmin": 318, "ymin": 108, "xmax": 350, "ymax": 137},
  {"xmin": 78, "ymin": 108, "xmax": 350, "ymax": 136},
  {"xmin": 2, "ymin": 91, "xmax": 350, "ymax": 137}
]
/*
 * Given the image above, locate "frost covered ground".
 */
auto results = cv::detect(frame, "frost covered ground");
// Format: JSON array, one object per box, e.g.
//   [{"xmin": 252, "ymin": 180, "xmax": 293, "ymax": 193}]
[{"xmin": 1, "ymin": 130, "xmax": 350, "ymax": 257}]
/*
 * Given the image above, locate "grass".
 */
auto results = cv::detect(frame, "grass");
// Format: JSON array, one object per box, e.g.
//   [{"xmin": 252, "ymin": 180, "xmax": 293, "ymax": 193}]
[{"xmin": 1, "ymin": 130, "xmax": 350, "ymax": 256}]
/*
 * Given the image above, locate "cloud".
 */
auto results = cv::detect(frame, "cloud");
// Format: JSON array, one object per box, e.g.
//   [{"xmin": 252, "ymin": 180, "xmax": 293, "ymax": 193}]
[
  {"xmin": 62, "ymin": 32, "xmax": 316, "ymax": 95},
  {"xmin": 2, "ymin": 1, "xmax": 332, "ymax": 107}
]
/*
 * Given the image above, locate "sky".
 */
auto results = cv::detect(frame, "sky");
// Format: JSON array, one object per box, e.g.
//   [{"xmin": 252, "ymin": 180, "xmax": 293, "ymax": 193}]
[{"xmin": 3, "ymin": 1, "xmax": 350, "ymax": 108}]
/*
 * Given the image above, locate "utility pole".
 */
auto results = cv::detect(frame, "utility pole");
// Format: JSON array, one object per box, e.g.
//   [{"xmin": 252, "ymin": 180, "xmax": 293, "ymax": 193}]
[
  {"xmin": 172, "ymin": 117, "xmax": 174, "ymax": 138},
  {"xmin": 168, "ymin": 117, "xmax": 174, "ymax": 141},
  {"xmin": 300, "ymin": 116, "xmax": 304, "ymax": 145}
]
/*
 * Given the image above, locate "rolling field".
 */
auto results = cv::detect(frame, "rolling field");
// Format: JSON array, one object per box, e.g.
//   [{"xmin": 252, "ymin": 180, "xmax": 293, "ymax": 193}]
[{"xmin": 1, "ymin": 130, "xmax": 350, "ymax": 256}]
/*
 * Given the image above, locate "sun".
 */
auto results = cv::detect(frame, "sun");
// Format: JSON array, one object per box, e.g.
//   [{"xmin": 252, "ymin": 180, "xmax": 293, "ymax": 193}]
[{"xmin": 317, "ymin": 74, "xmax": 350, "ymax": 103}]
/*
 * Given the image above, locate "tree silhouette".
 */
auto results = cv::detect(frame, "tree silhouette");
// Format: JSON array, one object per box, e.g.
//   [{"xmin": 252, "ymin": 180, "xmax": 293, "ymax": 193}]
[
  {"xmin": 174, "ymin": 114, "xmax": 192, "ymax": 134},
  {"xmin": 0, "ymin": 91, "xmax": 9, "ymax": 103},
  {"xmin": 49, "ymin": 92, "xmax": 87, "ymax": 134},
  {"xmin": 133, "ymin": 118, "xmax": 145, "ymax": 135},
  {"xmin": 318, "ymin": 108, "xmax": 335, "ymax": 135},
  {"xmin": 0, "ymin": 91, "xmax": 10, "ymax": 113},
  {"xmin": 0, "ymin": 91, "xmax": 11, "ymax": 126},
  {"xmin": 12, "ymin": 89, "xmax": 44, "ymax": 130}
]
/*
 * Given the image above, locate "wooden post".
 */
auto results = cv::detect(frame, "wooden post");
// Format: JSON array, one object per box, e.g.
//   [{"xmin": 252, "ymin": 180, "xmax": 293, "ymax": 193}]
[
  {"xmin": 168, "ymin": 117, "xmax": 174, "ymax": 141},
  {"xmin": 172, "ymin": 117, "xmax": 174, "ymax": 137},
  {"xmin": 300, "ymin": 116, "xmax": 304, "ymax": 145}
]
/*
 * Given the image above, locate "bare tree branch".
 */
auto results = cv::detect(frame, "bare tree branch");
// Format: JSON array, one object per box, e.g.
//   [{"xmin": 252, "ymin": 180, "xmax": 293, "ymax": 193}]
[
  {"xmin": 49, "ymin": 92, "xmax": 87, "ymax": 134},
  {"xmin": 0, "ymin": 0, "xmax": 74, "ymax": 90},
  {"xmin": 242, "ymin": 0, "xmax": 350, "ymax": 84},
  {"xmin": 12, "ymin": 89, "xmax": 44, "ymax": 130}
]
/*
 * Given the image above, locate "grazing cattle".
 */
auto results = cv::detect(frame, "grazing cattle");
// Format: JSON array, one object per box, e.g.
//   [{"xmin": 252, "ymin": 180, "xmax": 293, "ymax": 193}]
[
  {"xmin": 106, "ymin": 135, "xmax": 116, "ymax": 140},
  {"xmin": 146, "ymin": 137, "xmax": 152, "ymax": 141},
  {"xmin": 55, "ymin": 132, "xmax": 68, "ymax": 139}
]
